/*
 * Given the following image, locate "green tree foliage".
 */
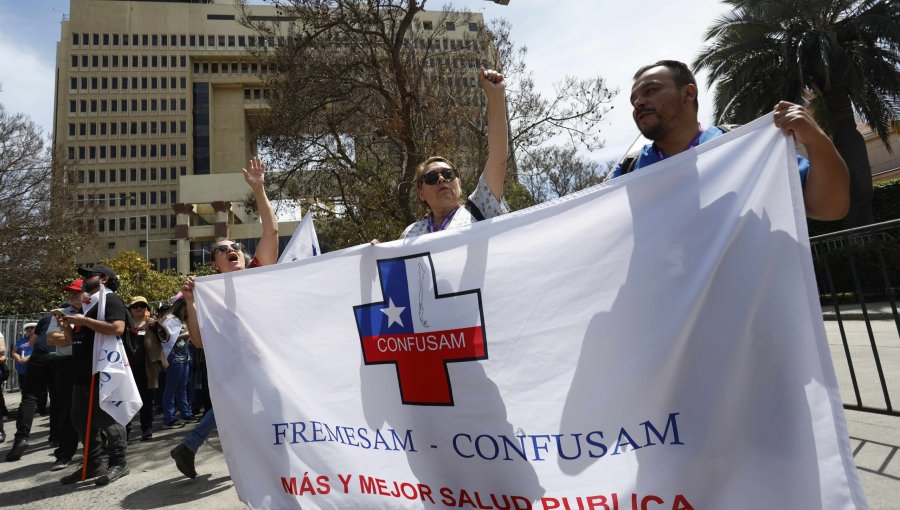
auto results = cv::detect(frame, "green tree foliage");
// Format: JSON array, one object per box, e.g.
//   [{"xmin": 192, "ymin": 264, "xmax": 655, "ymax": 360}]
[
  {"xmin": 871, "ymin": 178, "xmax": 900, "ymax": 221},
  {"xmin": 99, "ymin": 250, "xmax": 183, "ymax": 305},
  {"xmin": 693, "ymin": 0, "xmax": 900, "ymax": 227},
  {"xmin": 239, "ymin": 0, "xmax": 614, "ymax": 248}
]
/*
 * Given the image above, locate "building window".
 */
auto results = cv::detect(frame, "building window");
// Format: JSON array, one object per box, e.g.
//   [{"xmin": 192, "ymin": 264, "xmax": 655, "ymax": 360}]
[{"xmin": 72, "ymin": 33, "xmax": 79, "ymax": 45}]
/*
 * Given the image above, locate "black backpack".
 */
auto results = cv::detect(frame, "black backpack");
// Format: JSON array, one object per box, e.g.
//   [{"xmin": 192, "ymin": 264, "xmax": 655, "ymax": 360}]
[{"xmin": 465, "ymin": 199, "xmax": 485, "ymax": 221}]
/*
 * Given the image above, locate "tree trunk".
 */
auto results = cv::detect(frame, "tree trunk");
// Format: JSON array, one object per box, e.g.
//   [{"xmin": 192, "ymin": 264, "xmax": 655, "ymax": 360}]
[{"xmin": 823, "ymin": 88, "xmax": 873, "ymax": 227}]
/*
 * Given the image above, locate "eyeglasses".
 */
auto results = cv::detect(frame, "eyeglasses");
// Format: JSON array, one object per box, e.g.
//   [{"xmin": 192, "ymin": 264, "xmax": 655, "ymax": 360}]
[
  {"xmin": 131, "ymin": 304, "xmax": 148, "ymax": 309},
  {"xmin": 420, "ymin": 168, "xmax": 457, "ymax": 186},
  {"xmin": 213, "ymin": 242, "xmax": 244, "ymax": 255}
]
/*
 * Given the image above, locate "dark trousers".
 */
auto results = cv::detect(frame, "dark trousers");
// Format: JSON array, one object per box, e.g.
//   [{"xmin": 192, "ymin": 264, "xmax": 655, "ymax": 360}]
[
  {"xmin": 132, "ymin": 362, "xmax": 155, "ymax": 432},
  {"xmin": 13, "ymin": 354, "xmax": 55, "ymax": 441},
  {"xmin": 71, "ymin": 384, "xmax": 127, "ymax": 467},
  {"xmin": 52, "ymin": 357, "xmax": 78, "ymax": 461}
]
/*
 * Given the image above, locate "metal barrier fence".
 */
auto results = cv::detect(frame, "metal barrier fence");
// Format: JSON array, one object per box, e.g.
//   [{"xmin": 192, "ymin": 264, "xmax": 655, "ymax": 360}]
[
  {"xmin": 811, "ymin": 218, "xmax": 900, "ymax": 417},
  {"xmin": 1, "ymin": 316, "xmax": 43, "ymax": 393}
]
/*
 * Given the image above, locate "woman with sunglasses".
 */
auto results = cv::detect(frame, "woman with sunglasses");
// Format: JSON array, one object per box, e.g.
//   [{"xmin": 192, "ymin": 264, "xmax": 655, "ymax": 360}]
[
  {"xmin": 401, "ymin": 67, "xmax": 509, "ymax": 238},
  {"xmin": 169, "ymin": 156, "xmax": 278, "ymax": 479}
]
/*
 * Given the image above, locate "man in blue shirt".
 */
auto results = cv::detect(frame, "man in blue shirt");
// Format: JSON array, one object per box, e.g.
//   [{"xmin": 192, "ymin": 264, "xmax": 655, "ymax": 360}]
[{"xmin": 608, "ymin": 60, "xmax": 849, "ymax": 222}]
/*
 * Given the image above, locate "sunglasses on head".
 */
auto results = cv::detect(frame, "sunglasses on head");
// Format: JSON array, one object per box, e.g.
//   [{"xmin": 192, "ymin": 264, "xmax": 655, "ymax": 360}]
[
  {"xmin": 213, "ymin": 242, "xmax": 244, "ymax": 255},
  {"xmin": 421, "ymin": 168, "xmax": 457, "ymax": 186}
]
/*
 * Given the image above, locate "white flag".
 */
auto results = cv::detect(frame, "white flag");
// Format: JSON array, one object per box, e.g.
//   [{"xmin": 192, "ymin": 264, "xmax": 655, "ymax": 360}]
[
  {"xmin": 92, "ymin": 286, "xmax": 142, "ymax": 425},
  {"xmin": 159, "ymin": 314, "xmax": 183, "ymax": 359},
  {"xmin": 194, "ymin": 114, "xmax": 867, "ymax": 509},
  {"xmin": 278, "ymin": 210, "xmax": 320, "ymax": 263}
]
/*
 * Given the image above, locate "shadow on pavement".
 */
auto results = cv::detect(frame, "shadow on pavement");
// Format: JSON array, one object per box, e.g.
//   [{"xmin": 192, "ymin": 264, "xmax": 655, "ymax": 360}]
[{"xmin": 121, "ymin": 474, "xmax": 234, "ymax": 509}]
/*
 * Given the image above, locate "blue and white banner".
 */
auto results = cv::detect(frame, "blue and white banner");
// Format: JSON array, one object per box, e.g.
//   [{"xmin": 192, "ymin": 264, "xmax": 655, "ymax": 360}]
[
  {"xmin": 278, "ymin": 209, "xmax": 320, "ymax": 263},
  {"xmin": 194, "ymin": 114, "xmax": 866, "ymax": 509},
  {"xmin": 91, "ymin": 286, "xmax": 142, "ymax": 426}
]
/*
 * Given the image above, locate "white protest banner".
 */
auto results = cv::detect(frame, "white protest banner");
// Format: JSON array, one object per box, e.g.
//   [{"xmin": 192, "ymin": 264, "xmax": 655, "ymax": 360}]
[
  {"xmin": 91, "ymin": 286, "xmax": 142, "ymax": 426},
  {"xmin": 194, "ymin": 114, "xmax": 866, "ymax": 509}
]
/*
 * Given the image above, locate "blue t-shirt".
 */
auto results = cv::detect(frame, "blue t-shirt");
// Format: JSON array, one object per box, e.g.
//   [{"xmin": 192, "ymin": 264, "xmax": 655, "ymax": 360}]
[
  {"xmin": 609, "ymin": 126, "xmax": 810, "ymax": 183},
  {"xmin": 14, "ymin": 337, "xmax": 32, "ymax": 375}
]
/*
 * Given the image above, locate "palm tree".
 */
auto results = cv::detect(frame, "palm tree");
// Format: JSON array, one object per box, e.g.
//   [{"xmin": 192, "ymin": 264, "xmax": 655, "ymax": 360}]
[{"xmin": 693, "ymin": 0, "xmax": 900, "ymax": 227}]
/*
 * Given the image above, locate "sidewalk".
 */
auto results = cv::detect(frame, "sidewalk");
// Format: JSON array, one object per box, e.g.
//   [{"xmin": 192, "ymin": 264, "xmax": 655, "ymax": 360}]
[
  {"xmin": 0, "ymin": 390, "xmax": 243, "ymax": 509},
  {"xmin": 822, "ymin": 301, "xmax": 897, "ymax": 321},
  {"xmin": 846, "ymin": 410, "xmax": 900, "ymax": 510}
]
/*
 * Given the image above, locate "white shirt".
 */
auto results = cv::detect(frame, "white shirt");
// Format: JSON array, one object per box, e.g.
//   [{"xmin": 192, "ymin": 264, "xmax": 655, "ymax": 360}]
[{"xmin": 401, "ymin": 174, "xmax": 508, "ymax": 239}]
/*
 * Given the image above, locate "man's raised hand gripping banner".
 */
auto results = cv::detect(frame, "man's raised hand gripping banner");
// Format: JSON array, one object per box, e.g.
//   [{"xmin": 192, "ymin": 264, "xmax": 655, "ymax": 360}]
[{"xmin": 193, "ymin": 114, "xmax": 867, "ymax": 509}]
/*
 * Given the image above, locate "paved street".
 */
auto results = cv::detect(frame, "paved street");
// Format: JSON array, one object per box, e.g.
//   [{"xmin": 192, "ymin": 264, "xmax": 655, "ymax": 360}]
[
  {"xmin": 824, "ymin": 320, "xmax": 900, "ymax": 509},
  {"xmin": 0, "ymin": 395, "xmax": 243, "ymax": 509},
  {"xmin": 0, "ymin": 319, "xmax": 897, "ymax": 508}
]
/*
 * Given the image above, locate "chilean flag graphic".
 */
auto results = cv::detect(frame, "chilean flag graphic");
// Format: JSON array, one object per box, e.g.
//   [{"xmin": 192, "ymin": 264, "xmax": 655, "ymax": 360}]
[{"xmin": 354, "ymin": 253, "xmax": 487, "ymax": 406}]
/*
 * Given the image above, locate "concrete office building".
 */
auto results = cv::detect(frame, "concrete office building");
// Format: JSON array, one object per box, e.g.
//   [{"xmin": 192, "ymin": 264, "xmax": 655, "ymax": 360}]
[{"xmin": 55, "ymin": 0, "xmax": 489, "ymax": 273}]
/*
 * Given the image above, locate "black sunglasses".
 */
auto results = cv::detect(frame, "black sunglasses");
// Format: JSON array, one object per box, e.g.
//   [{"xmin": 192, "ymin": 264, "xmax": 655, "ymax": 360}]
[
  {"xmin": 213, "ymin": 242, "xmax": 244, "ymax": 255},
  {"xmin": 421, "ymin": 168, "xmax": 457, "ymax": 186},
  {"xmin": 131, "ymin": 303, "xmax": 148, "ymax": 309}
]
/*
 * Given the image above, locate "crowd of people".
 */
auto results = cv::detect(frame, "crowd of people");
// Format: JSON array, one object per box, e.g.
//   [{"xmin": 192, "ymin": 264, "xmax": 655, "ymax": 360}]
[
  {"xmin": 0, "ymin": 274, "xmax": 215, "ymax": 483},
  {"xmin": 0, "ymin": 60, "xmax": 849, "ymax": 493}
]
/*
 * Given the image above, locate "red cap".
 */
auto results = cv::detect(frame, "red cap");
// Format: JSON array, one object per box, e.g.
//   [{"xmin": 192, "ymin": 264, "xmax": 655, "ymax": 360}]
[{"xmin": 61, "ymin": 279, "xmax": 84, "ymax": 292}]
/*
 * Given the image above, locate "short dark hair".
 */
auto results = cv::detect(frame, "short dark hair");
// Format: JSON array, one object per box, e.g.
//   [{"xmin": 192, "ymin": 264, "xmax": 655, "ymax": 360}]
[{"xmin": 634, "ymin": 60, "xmax": 699, "ymax": 110}]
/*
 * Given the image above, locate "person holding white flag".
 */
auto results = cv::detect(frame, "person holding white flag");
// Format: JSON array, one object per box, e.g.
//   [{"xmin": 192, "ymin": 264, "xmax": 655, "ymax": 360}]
[
  {"xmin": 170, "ymin": 155, "xmax": 279, "ymax": 479},
  {"xmin": 57, "ymin": 264, "xmax": 136, "ymax": 486}
]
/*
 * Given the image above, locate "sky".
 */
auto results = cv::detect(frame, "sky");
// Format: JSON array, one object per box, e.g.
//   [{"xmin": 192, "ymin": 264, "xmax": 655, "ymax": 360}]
[{"xmin": 0, "ymin": 0, "xmax": 732, "ymax": 165}]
